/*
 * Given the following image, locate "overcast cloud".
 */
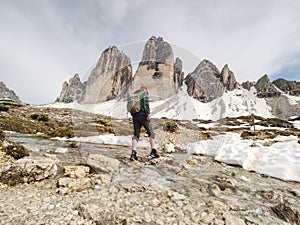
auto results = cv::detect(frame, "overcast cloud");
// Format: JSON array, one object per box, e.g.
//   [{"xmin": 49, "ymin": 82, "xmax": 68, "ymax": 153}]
[{"xmin": 1, "ymin": 0, "xmax": 300, "ymax": 104}]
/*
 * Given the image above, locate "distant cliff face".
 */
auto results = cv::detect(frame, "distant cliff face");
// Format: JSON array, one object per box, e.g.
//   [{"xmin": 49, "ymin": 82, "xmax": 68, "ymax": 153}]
[
  {"xmin": 273, "ymin": 78, "xmax": 300, "ymax": 96},
  {"xmin": 82, "ymin": 46, "xmax": 132, "ymax": 103},
  {"xmin": 240, "ymin": 75, "xmax": 300, "ymax": 120},
  {"xmin": 220, "ymin": 64, "xmax": 240, "ymax": 91},
  {"xmin": 130, "ymin": 36, "xmax": 183, "ymax": 100},
  {"xmin": 185, "ymin": 59, "xmax": 222, "ymax": 102},
  {"xmin": 185, "ymin": 60, "xmax": 240, "ymax": 103},
  {"xmin": 56, "ymin": 74, "xmax": 85, "ymax": 103},
  {"xmin": 0, "ymin": 82, "xmax": 21, "ymax": 103},
  {"xmin": 241, "ymin": 75, "xmax": 281, "ymax": 98}
]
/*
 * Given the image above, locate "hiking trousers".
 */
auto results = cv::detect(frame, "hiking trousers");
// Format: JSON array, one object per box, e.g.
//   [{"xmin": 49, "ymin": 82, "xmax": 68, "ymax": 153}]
[{"xmin": 132, "ymin": 115, "xmax": 155, "ymax": 141}]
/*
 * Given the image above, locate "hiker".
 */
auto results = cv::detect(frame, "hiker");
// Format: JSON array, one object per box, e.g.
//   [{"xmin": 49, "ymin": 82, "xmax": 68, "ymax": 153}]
[{"xmin": 129, "ymin": 85, "xmax": 159, "ymax": 161}]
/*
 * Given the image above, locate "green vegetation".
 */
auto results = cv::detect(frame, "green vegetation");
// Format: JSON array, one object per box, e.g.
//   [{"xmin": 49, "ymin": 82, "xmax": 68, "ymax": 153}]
[
  {"xmin": 30, "ymin": 113, "xmax": 49, "ymax": 122},
  {"xmin": 0, "ymin": 104, "xmax": 9, "ymax": 112}
]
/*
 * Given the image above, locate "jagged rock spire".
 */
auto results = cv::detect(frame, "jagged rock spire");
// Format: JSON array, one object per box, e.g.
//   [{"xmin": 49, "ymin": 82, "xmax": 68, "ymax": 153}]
[
  {"xmin": 220, "ymin": 64, "xmax": 240, "ymax": 91},
  {"xmin": 57, "ymin": 74, "xmax": 84, "ymax": 103},
  {"xmin": 130, "ymin": 36, "xmax": 182, "ymax": 100},
  {"xmin": 82, "ymin": 46, "xmax": 132, "ymax": 103}
]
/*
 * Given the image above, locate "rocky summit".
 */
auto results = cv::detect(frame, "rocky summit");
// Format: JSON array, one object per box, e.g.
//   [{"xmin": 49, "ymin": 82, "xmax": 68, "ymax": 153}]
[
  {"xmin": 273, "ymin": 78, "xmax": 300, "ymax": 96},
  {"xmin": 0, "ymin": 81, "xmax": 21, "ymax": 103},
  {"xmin": 82, "ymin": 46, "xmax": 132, "ymax": 104},
  {"xmin": 185, "ymin": 59, "xmax": 225, "ymax": 102},
  {"xmin": 56, "ymin": 74, "xmax": 86, "ymax": 103},
  {"xmin": 129, "ymin": 36, "xmax": 184, "ymax": 100},
  {"xmin": 220, "ymin": 64, "xmax": 240, "ymax": 91}
]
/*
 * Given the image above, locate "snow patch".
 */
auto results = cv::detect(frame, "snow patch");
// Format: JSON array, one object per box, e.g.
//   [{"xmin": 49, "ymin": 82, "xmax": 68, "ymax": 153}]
[{"xmin": 184, "ymin": 133, "xmax": 300, "ymax": 182}]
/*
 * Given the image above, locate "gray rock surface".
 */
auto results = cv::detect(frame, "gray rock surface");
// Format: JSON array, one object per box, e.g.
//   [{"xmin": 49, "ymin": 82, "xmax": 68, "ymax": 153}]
[
  {"xmin": 129, "ymin": 36, "xmax": 180, "ymax": 100},
  {"xmin": 255, "ymin": 74, "xmax": 281, "ymax": 98},
  {"xmin": 57, "ymin": 74, "xmax": 84, "ymax": 103},
  {"xmin": 0, "ymin": 81, "xmax": 21, "ymax": 103},
  {"xmin": 185, "ymin": 59, "xmax": 224, "ymax": 102},
  {"xmin": 220, "ymin": 64, "xmax": 240, "ymax": 91},
  {"xmin": 174, "ymin": 57, "xmax": 184, "ymax": 88},
  {"xmin": 241, "ymin": 80, "xmax": 255, "ymax": 91},
  {"xmin": 82, "ymin": 46, "xmax": 132, "ymax": 103},
  {"xmin": 0, "ymin": 155, "xmax": 58, "ymax": 186},
  {"xmin": 273, "ymin": 78, "xmax": 300, "ymax": 96},
  {"xmin": 266, "ymin": 95, "xmax": 300, "ymax": 120}
]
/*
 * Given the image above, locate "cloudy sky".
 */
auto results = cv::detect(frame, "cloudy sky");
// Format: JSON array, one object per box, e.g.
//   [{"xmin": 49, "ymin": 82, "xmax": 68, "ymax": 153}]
[{"xmin": 1, "ymin": 0, "xmax": 300, "ymax": 104}]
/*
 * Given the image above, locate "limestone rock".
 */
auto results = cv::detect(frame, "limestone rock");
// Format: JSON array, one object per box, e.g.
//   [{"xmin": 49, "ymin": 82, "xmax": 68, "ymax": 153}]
[
  {"xmin": 0, "ymin": 156, "xmax": 58, "ymax": 186},
  {"xmin": 63, "ymin": 166, "xmax": 90, "ymax": 178},
  {"xmin": 185, "ymin": 59, "xmax": 224, "ymax": 102},
  {"xmin": 174, "ymin": 57, "xmax": 184, "ymax": 88},
  {"xmin": 56, "ymin": 74, "xmax": 84, "ymax": 103},
  {"xmin": 164, "ymin": 143, "xmax": 175, "ymax": 153},
  {"xmin": 255, "ymin": 74, "xmax": 281, "ymax": 98},
  {"xmin": 266, "ymin": 95, "xmax": 300, "ymax": 120},
  {"xmin": 271, "ymin": 203, "xmax": 300, "ymax": 224},
  {"xmin": 224, "ymin": 214, "xmax": 246, "ymax": 225},
  {"xmin": 220, "ymin": 64, "xmax": 240, "ymax": 91},
  {"xmin": 273, "ymin": 78, "xmax": 300, "ymax": 96},
  {"xmin": 0, "ymin": 81, "xmax": 21, "ymax": 103},
  {"xmin": 82, "ymin": 46, "xmax": 132, "ymax": 103},
  {"xmin": 57, "ymin": 177, "xmax": 92, "ymax": 193},
  {"xmin": 130, "ymin": 36, "xmax": 179, "ymax": 100},
  {"xmin": 86, "ymin": 154, "xmax": 120, "ymax": 174},
  {"xmin": 241, "ymin": 81, "xmax": 255, "ymax": 91}
]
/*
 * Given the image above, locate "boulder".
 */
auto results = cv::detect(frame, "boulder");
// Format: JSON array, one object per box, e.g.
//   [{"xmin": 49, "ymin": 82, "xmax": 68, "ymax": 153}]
[
  {"xmin": 0, "ymin": 156, "xmax": 58, "ymax": 186},
  {"xmin": 63, "ymin": 165, "xmax": 90, "ymax": 178},
  {"xmin": 86, "ymin": 154, "xmax": 120, "ymax": 174},
  {"xmin": 164, "ymin": 143, "xmax": 175, "ymax": 153}
]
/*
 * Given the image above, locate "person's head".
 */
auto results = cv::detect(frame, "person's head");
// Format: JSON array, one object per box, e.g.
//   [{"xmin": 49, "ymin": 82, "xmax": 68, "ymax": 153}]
[{"xmin": 141, "ymin": 85, "xmax": 149, "ymax": 94}]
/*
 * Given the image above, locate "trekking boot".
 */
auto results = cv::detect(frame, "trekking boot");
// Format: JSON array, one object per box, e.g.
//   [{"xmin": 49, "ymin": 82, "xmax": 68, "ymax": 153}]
[
  {"xmin": 150, "ymin": 148, "xmax": 160, "ymax": 158},
  {"xmin": 130, "ymin": 150, "xmax": 138, "ymax": 161}
]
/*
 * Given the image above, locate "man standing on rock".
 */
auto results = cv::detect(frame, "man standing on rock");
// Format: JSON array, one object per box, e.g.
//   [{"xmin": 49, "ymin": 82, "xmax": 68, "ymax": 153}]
[{"xmin": 129, "ymin": 85, "xmax": 159, "ymax": 161}]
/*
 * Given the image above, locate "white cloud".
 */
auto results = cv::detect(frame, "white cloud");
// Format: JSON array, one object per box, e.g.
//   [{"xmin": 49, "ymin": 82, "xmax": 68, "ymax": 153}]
[{"xmin": 0, "ymin": 0, "xmax": 300, "ymax": 103}]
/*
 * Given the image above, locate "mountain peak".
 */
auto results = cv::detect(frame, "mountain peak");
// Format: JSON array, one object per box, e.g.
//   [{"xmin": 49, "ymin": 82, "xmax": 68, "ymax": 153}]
[
  {"xmin": 81, "ymin": 45, "xmax": 132, "ymax": 103},
  {"xmin": 0, "ymin": 81, "xmax": 21, "ymax": 103},
  {"xmin": 255, "ymin": 74, "xmax": 281, "ymax": 98}
]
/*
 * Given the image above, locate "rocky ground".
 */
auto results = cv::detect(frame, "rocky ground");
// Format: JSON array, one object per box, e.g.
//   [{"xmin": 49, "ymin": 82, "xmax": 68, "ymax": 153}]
[{"xmin": 0, "ymin": 103, "xmax": 300, "ymax": 225}]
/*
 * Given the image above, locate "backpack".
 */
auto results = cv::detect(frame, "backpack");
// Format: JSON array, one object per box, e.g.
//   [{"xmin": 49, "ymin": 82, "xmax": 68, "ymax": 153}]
[{"xmin": 127, "ymin": 90, "xmax": 143, "ymax": 114}]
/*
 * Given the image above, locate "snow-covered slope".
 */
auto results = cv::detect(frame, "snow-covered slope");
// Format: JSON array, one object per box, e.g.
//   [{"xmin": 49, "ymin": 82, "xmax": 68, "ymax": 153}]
[{"xmin": 47, "ymin": 86, "xmax": 299, "ymax": 121}]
